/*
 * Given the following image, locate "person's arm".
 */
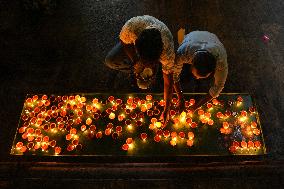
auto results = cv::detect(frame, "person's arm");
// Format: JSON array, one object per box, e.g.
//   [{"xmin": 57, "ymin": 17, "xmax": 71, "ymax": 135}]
[
  {"xmin": 120, "ymin": 40, "xmax": 139, "ymax": 63},
  {"xmin": 160, "ymin": 72, "xmax": 174, "ymax": 125},
  {"xmin": 191, "ymin": 93, "xmax": 213, "ymax": 111},
  {"xmin": 173, "ymin": 81, "xmax": 185, "ymax": 112}
]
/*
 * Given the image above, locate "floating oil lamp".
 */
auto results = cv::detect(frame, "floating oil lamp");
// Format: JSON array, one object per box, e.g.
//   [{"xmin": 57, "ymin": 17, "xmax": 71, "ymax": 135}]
[
  {"xmin": 208, "ymin": 119, "xmax": 214, "ymax": 126},
  {"xmin": 149, "ymin": 124, "xmax": 155, "ymax": 130},
  {"xmin": 125, "ymin": 109, "xmax": 131, "ymax": 114},
  {"xmin": 170, "ymin": 139, "xmax": 177, "ymax": 146},
  {"xmin": 163, "ymin": 130, "xmax": 170, "ymax": 138},
  {"xmin": 146, "ymin": 103, "xmax": 152, "ymax": 109},
  {"xmin": 171, "ymin": 132, "xmax": 177, "ymax": 138},
  {"xmin": 76, "ymin": 144, "xmax": 82, "ymax": 150},
  {"xmin": 198, "ymin": 109, "xmax": 204, "ymax": 115},
  {"xmin": 67, "ymin": 144, "xmax": 74, "ymax": 152},
  {"xmin": 70, "ymin": 128, "xmax": 77, "ymax": 135},
  {"xmin": 151, "ymin": 118, "xmax": 157, "ymax": 123},
  {"xmin": 89, "ymin": 125, "xmax": 96, "ymax": 132},
  {"xmin": 154, "ymin": 122, "xmax": 162, "ymax": 128},
  {"xmin": 188, "ymin": 132, "xmax": 194, "ymax": 140},
  {"xmin": 16, "ymin": 142, "xmax": 23, "ymax": 149},
  {"xmin": 27, "ymin": 142, "xmax": 34, "ymax": 149},
  {"xmin": 179, "ymin": 132, "xmax": 185, "ymax": 139},
  {"xmin": 223, "ymin": 122, "xmax": 229, "ymax": 129},
  {"xmin": 147, "ymin": 110, "xmax": 154, "ymax": 117},
  {"xmin": 172, "ymin": 98, "xmax": 178, "ymax": 104},
  {"xmin": 21, "ymin": 133, "xmax": 28, "ymax": 139},
  {"xmin": 159, "ymin": 100, "xmax": 165, "ymax": 106},
  {"xmin": 247, "ymin": 141, "xmax": 254, "ymax": 148},
  {"xmin": 146, "ymin": 95, "xmax": 152, "ymax": 101},
  {"xmin": 125, "ymin": 119, "xmax": 131, "ymax": 126},
  {"xmin": 107, "ymin": 123, "xmax": 113, "ymax": 129},
  {"xmin": 118, "ymin": 114, "xmax": 125, "ymax": 121},
  {"xmin": 207, "ymin": 103, "xmax": 213, "ymax": 109},
  {"xmin": 191, "ymin": 122, "xmax": 197, "ymax": 128},
  {"xmin": 50, "ymin": 140, "xmax": 56, "ymax": 147},
  {"xmin": 130, "ymin": 113, "xmax": 137, "ymax": 119},
  {"xmin": 186, "ymin": 139, "xmax": 194, "ymax": 147},
  {"xmin": 241, "ymin": 110, "xmax": 247, "ymax": 117},
  {"xmin": 141, "ymin": 105, "xmax": 147, "ymax": 112},
  {"xmin": 136, "ymin": 120, "xmax": 142, "ymax": 126},
  {"xmin": 134, "ymin": 97, "xmax": 140, "ymax": 104},
  {"xmin": 115, "ymin": 126, "xmax": 122, "ymax": 133},
  {"xmin": 122, "ymin": 144, "xmax": 129, "ymax": 151},
  {"xmin": 20, "ymin": 146, "xmax": 27, "ymax": 153},
  {"xmin": 43, "ymin": 136, "xmax": 49, "ymax": 142},
  {"xmin": 170, "ymin": 110, "xmax": 176, "ymax": 117},
  {"xmin": 251, "ymin": 121, "xmax": 257, "ymax": 129},
  {"xmin": 154, "ymin": 135, "xmax": 161, "ymax": 142},
  {"xmin": 28, "ymin": 136, "xmax": 34, "ymax": 142},
  {"xmin": 81, "ymin": 125, "xmax": 87, "ymax": 132},
  {"xmin": 212, "ymin": 99, "xmax": 219, "ymax": 105},
  {"xmin": 106, "ymin": 108, "xmax": 112, "ymax": 114},
  {"xmin": 186, "ymin": 118, "xmax": 192, "ymax": 124},
  {"xmin": 189, "ymin": 99, "xmax": 195, "ymax": 105},
  {"xmin": 105, "ymin": 128, "xmax": 112, "ymax": 136},
  {"xmin": 109, "ymin": 112, "xmax": 116, "ymax": 120},
  {"xmin": 254, "ymin": 141, "xmax": 261, "ymax": 148},
  {"xmin": 153, "ymin": 109, "xmax": 160, "ymax": 115},
  {"xmin": 241, "ymin": 141, "xmax": 247, "ymax": 148},
  {"xmin": 127, "ymin": 97, "xmax": 133, "ymax": 104},
  {"xmin": 93, "ymin": 113, "xmax": 100, "ymax": 119},
  {"xmin": 96, "ymin": 131, "xmax": 103, "ymax": 139},
  {"xmin": 126, "ymin": 138, "xmax": 133, "ymax": 144},
  {"xmin": 229, "ymin": 146, "xmax": 237, "ymax": 153},
  {"xmin": 253, "ymin": 128, "xmax": 260, "ymax": 135},
  {"xmin": 86, "ymin": 118, "xmax": 92, "ymax": 125},
  {"xmin": 116, "ymin": 99, "xmax": 122, "ymax": 104},
  {"xmin": 140, "ymin": 133, "xmax": 147, "ymax": 141},
  {"xmin": 108, "ymin": 96, "xmax": 115, "ymax": 102}
]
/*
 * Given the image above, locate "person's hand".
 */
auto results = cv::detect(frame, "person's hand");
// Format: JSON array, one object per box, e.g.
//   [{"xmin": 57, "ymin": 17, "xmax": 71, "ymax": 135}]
[
  {"xmin": 189, "ymin": 104, "xmax": 200, "ymax": 114},
  {"xmin": 176, "ymin": 98, "xmax": 185, "ymax": 113},
  {"xmin": 160, "ymin": 109, "xmax": 170, "ymax": 127}
]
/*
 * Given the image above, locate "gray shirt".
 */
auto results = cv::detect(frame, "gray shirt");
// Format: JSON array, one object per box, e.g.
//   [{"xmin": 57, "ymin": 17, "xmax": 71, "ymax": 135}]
[{"xmin": 174, "ymin": 31, "xmax": 228, "ymax": 98}]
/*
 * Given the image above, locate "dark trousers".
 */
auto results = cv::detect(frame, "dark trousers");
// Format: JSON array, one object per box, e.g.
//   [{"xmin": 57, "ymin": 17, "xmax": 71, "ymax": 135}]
[{"xmin": 105, "ymin": 42, "xmax": 133, "ymax": 74}]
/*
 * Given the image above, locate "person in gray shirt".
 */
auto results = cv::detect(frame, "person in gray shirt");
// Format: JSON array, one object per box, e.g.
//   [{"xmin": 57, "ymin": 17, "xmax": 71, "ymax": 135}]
[{"xmin": 173, "ymin": 31, "xmax": 228, "ymax": 112}]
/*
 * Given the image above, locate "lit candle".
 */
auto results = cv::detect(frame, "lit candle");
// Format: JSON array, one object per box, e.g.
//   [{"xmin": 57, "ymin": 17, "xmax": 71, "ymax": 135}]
[
  {"xmin": 86, "ymin": 118, "xmax": 92, "ymax": 125},
  {"xmin": 140, "ymin": 133, "xmax": 147, "ymax": 141},
  {"xmin": 154, "ymin": 135, "xmax": 161, "ymax": 142},
  {"xmin": 116, "ymin": 126, "xmax": 122, "ymax": 133},
  {"xmin": 188, "ymin": 132, "xmax": 194, "ymax": 140},
  {"xmin": 122, "ymin": 144, "xmax": 129, "ymax": 151},
  {"xmin": 55, "ymin": 147, "xmax": 61, "ymax": 155},
  {"xmin": 109, "ymin": 112, "xmax": 116, "ymax": 119},
  {"xmin": 186, "ymin": 139, "xmax": 194, "ymax": 147},
  {"xmin": 96, "ymin": 131, "xmax": 103, "ymax": 139}
]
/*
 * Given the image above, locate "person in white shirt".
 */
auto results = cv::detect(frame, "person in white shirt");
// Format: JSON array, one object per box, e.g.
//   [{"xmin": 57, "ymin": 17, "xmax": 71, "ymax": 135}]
[
  {"xmin": 105, "ymin": 15, "xmax": 176, "ymax": 124},
  {"xmin": 173, "ymin": 31, "xmax": 228, "ymax": 111}
]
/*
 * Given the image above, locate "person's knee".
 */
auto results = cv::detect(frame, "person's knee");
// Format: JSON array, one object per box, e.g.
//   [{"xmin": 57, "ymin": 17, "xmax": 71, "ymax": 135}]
[{"xmin": 105, "ymin": 53, "xmax": 116, "ymax": 69}]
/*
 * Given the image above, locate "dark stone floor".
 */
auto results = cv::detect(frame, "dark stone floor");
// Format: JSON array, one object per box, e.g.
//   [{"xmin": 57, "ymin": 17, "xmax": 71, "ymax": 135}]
[{"xmin": 0, "ymin": 0, "xmax": 283, "ymax": 188}]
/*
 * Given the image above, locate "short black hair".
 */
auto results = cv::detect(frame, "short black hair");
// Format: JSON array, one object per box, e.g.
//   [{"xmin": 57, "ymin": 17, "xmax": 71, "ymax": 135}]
[
  {"xmin": 192, "ymin": 50, "xmax": 216, "ymax": 77},
  {"xmin": 135, "ymin": 28, "xmax": 163, "ymax": 61}
]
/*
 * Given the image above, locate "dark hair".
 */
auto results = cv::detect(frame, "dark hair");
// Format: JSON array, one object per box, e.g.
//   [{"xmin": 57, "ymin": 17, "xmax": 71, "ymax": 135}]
[
  {"xmin": 135, "ymin": 28, "xmax": 163, "ymax": 61},
  {"xmin": 192, "ymin": 50, "xmax": 216, "ymax": 77}
]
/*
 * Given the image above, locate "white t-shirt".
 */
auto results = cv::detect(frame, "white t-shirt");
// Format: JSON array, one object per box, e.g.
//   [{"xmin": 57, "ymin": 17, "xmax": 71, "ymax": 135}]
[{"xmin": 120, "ymin": 15, "xmax": 175, "ymax": 74}]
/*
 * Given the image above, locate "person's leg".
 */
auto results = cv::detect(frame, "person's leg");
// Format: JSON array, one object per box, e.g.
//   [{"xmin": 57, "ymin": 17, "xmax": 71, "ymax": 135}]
[{"xmin": 105, "ymin": 42, "xmax": 133, "ymax": 74}]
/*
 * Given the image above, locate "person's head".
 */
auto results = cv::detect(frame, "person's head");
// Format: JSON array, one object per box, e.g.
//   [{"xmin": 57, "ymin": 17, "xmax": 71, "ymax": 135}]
[
  {"xmin": 191, "ymin": 50, "xmax": 216, "ymax": 79},
  {"xmin": 135, "ymin": 28, "xmax": 163, "ymax": 62}
]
